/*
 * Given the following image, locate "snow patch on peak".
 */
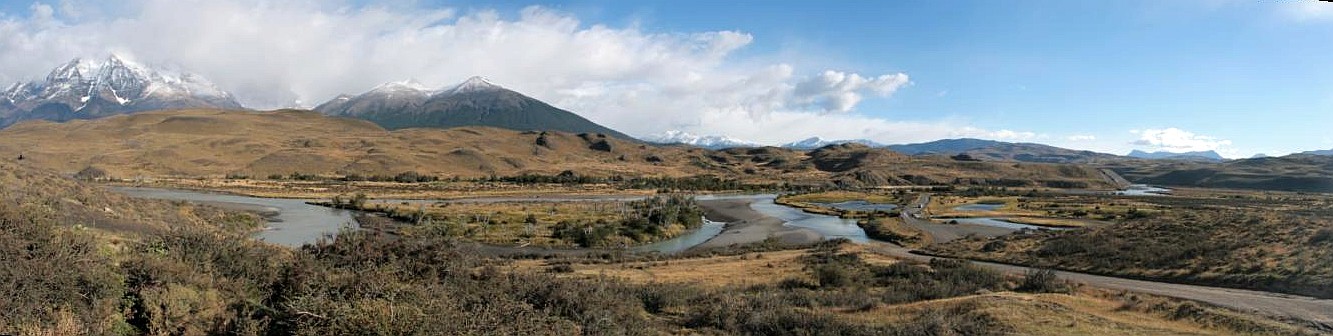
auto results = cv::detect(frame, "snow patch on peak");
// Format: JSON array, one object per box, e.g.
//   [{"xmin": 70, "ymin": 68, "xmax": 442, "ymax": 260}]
[
  {"xmin": 644, "ymin": 130, "xmax": 760, "ymax": 149},
  {"xmin": 782, "ymin": 137, "xmax": 884, "ymax": 150},
  {"xmin": 448, "ymin": 76, "xmax": 503, "ymax": 94},
  {"xmin": 371, "ymin": 79, "xmax": 435, "ymax": 94}
]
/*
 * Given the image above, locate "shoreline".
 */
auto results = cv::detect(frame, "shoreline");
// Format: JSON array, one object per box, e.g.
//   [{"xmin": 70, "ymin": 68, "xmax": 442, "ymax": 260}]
[{"xmin": 692, "ymin": 198, "xmax": 822, "ymax": 250}]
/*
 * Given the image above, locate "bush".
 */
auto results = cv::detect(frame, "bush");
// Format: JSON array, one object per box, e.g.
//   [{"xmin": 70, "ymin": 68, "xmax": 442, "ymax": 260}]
[
  {"xmin": 1017, "ymin": 268, "xmax": 1069, "ymax": 293},
  {"xmin": 1309, "ymin": 228, "xmax": 1333, "ymax": 245}
]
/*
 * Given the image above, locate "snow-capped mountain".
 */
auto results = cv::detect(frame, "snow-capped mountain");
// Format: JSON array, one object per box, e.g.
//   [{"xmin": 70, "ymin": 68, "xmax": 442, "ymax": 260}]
[
  {"xmin": 781, "ymin": 137, "xmax": 884, "ymax": 150},
  {"xmin": 643, "ymin": 130, "xmax": 760, "ymax": 149},
  {"xmin": 1, "ymin": 55, "xmax": 242, "ymax": 127},
  {"xmin": 314, "ymin": 76, "xmax": 631, "ymax": 139}
]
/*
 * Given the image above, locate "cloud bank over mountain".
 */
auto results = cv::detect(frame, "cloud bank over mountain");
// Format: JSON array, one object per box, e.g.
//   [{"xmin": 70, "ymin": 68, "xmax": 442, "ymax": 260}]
[{"xmin": 0, "ymin": 0, "xmax": 1050, "ymax": 145}]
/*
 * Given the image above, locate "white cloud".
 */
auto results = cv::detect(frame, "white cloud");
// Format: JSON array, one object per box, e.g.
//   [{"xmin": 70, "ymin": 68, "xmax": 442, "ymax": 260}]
[
  {"xmin": 0, "ymin": 0, "xmax": 1027, "ymax": 145},
  {"xmin": 790, "ymin": 70, "xmax": 910, "ymax": 113},
  {"xmin": 1067, "ymin": 135, "xmax": 1096, "ymax": 141},
  {"xmin": 1131, "ymin": 127, "xmax": 1232, "ymax": 152},
  {"xmin": 1280, "ymin": 1, "xmax": 1333, "ymax": 21}
]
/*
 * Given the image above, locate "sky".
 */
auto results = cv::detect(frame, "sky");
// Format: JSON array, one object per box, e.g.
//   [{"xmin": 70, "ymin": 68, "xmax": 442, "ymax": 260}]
[{"xmin": 1, "ymin": 0, "xmax": 1331, "ymax": 158}]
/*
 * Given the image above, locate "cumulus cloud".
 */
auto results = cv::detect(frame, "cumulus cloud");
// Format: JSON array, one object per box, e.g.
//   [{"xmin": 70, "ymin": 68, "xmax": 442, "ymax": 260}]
[
  {"xmin": 1067, "ymin": 135, "xmax": 1096, "ymax": 141},
  {"xmin": 790, "ymin": 71, "xmax": 910, "ymax": 113},
  {"xmin": 1131, "ymin": 128, "xmax": 1232, "ymax": 152},
  {"xmin": 0, "ymin": 0, "xmax": 1028, "ymax": 145}
]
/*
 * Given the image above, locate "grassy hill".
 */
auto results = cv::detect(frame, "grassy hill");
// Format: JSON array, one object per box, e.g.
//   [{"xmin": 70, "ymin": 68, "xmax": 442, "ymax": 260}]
[
  {"xmin": 928, "ymin": 195, "xmax": 1333, "ymax": 299},
  {"xmin": 1109, "ymin": 154, "xmax": 1333, "ymax": 192},
  {"xmin": 0, "ymin": 109, "xmax": 1117, "ymax": 189}
]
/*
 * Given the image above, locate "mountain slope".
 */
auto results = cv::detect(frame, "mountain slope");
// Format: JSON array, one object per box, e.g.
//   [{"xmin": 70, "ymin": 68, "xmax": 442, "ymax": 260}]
[
  {"xmin": 314, "ymin": 76, "xmax": 631, "ymax": 139},
  {"xmin": 1, "ymin": 55, "xmax": 242, "ymax": 127}
]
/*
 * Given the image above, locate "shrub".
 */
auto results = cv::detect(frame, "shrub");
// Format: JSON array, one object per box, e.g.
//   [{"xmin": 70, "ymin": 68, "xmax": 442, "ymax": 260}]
[{"xmin": 1017, "ymin": 268, "xmax": 1069, "ymax": 293}]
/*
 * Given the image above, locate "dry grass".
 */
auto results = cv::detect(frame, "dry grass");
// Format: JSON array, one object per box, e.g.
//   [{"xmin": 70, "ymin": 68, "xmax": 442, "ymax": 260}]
[
  {"xmin": 999, "ymin": 216, "xmax": 1090, "ymax": 228},
  {"xmin": 782, "ymin": 191, "xmax": 901, "ymax": 204},
  {"xmin": 365, "ymin": 200, "xmax": 639, "ymax": 247},
  {"xmin": 848, "ymin": 290, "xmax": 1296, "ymax": 336},
  {"xmin": 119, "ymin": 177, "xmax": 661, "ymax": 200},
  {"xmin": 0, "ymin": 109, "xmax": 1117, "ymax": 189},
  {"xmin": 859, "ymin": 217, "xmax": 932, "ymax": 247},
  {"xmin": 512, "ymin": 243, "xmax": 1309, "ymax": 335},
  {"xmin": 561, "ymin": 250, "xmax": 811, "ymax": 287}
]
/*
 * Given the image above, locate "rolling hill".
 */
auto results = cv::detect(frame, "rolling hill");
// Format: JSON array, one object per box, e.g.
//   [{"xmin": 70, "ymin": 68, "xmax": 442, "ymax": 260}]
[
  {"xmin": 0, "ymin": 109, "xmax": 1115, "ymax": 189},
  {"xmin": 886, "ymin": 138, "xmax": 1124, "ymax": 164},
  {"xmin": 314, "ymin": 77, "xmax": 631, "ymax": 139},
  {"xmin": 1109, "ymin": 154, "xmax": 1333, "ymax": 192}
]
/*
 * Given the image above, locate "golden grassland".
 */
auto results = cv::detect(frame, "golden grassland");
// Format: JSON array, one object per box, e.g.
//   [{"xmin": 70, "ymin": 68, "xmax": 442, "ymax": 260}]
[
  {"xmin": 111, "ymin": 178, "xmax": 661, "ymax": 200},
  {"xmin": 0, "ymin": 109, "xmax": 1119, "ymax": 190},
  {"xmin": 849, "ymin": 290, "xmax": 1289, "ymax": 336},
  {"xmin": 511, "ymin": 243, "xmax": 1308, "ymax": 336}
]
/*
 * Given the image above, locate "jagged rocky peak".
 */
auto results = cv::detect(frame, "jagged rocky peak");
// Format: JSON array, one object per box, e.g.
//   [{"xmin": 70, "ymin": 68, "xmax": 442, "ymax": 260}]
[{"xmin": 0, "ymin": 54, "xmax": 243, "ymax": 126}]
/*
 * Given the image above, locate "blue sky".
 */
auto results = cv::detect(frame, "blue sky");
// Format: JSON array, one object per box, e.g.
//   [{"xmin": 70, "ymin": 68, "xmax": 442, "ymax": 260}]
[
  {"xmin": 1, "ymin": 0, "xmax": 1331, "ymax": 157},
  {"xmin": 456, "ymin": 0, "xmax": 1333, "ymax": 157}
]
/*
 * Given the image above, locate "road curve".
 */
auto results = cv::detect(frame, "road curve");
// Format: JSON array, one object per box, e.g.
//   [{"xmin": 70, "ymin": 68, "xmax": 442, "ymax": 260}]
[{"xmin": 894, "ymin": 193, "xmax": 1333, "ymax": 330}]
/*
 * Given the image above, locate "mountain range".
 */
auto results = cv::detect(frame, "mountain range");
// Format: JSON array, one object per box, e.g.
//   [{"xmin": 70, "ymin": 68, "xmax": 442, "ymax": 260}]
[
  {"xmin": 1, "ymin": 55, "xmax": 242, "ymax": 127},
  {"xmin": 313, "ymin": 76, "xmax": 631, "ymax": 139},
  {"xmin": 1301, "ymin": 149, "xmax": 1333, "ymax": 156},
  {"xmin": 1126, "ymin": 149, "xmax": 1224, "ymax": 162},
  {"xmin": 781, "ymin": 137, "xmax": 885, "ymax": 150},
  {"xmin": 643, "ymin": 130, "xmax": 760, "ymax": 149}
]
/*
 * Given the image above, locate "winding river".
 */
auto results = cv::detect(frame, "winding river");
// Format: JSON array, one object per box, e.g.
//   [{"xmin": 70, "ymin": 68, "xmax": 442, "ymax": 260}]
[{"xmin": 113, "ymin": 188, "xmax": 868, "ymax": 253}]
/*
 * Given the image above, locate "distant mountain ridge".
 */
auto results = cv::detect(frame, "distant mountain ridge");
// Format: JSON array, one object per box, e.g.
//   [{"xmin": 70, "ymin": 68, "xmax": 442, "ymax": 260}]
[
  {"xmin": 1127, "ymin": 149, "xmax": 1224, "ymax": 162},
  {"xmin": 645, "ymin": 131, "xmax": 760, "ymax": 149},
  {"xmin": 1, "ymin": 55, "xmax": 242, "ymax": 127},
  {"xmin": 1300, "ymin": 149, "xmax": 1333, "ymax": 156},
  {"xmin": 886, "ymin": 138, "xmax": 1123, "ymax": 164},
  {"xmin": 1112, "ymin": 154, "xmax": 1333, "ymax": 192},
  {"xmin": 314, "ymin": 76, "xmax": 631, "ymax": 139},
  {"xmin": 885, "ymin": 138, "xmax": 1007, "ymax": 155},
  {"xmin": 782, "ymin": 137, "xmax": 884, "ymax": 150}
]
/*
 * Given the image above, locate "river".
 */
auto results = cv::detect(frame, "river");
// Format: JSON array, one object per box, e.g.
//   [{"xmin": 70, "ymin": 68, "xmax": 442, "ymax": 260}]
[
  {"xmin": 113, "ymin": 187, "xmax": 357, "ymax": 247},
  {"xmin": 113, "ymin": 188, "xmax": 868, "ymax": 252}
]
